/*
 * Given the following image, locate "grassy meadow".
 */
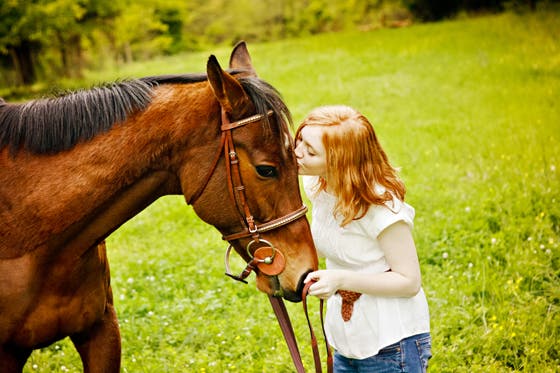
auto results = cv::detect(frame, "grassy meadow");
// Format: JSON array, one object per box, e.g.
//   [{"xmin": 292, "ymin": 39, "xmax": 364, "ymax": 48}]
[{"xmin": 21, "ymin": 10, "xmax": 559, "ymax": 372}]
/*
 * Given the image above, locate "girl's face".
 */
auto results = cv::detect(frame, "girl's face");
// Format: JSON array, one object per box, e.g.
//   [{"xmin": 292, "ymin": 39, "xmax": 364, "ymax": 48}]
[{"xmin": 294, "ymin": 125, "xmax": 327, "ymax": 177}]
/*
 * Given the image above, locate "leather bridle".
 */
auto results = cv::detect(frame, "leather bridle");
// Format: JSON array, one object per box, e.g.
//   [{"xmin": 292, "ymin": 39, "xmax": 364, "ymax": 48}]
[
  {"xmin": 187, "ymin": 107, "xmax": 308, "ymax": 285},
  {"xmin": 188, "ymin": 105, "xmax": 332, "ymax": 372}
]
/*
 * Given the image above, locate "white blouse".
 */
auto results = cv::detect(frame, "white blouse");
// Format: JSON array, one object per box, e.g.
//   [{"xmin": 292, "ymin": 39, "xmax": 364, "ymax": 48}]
[{"xmin": 303, "ymin": 176, "xmax": 430, "ymax": 359}]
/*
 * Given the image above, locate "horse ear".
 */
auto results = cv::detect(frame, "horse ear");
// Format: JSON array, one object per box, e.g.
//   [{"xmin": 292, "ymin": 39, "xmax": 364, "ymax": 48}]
[
  {"xmin": 207, "ymin": 54, "xmax": 252, "ymax": 117},
  {"xmin": 229, "ymin": 41, "xmax": 256, "ymax": 76}
]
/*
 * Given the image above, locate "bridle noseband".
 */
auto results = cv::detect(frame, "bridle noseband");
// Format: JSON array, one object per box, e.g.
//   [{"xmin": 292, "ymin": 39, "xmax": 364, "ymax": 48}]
[{"xmin": 188, "ymin": 106, "xmax": 308, "ymax": 286}]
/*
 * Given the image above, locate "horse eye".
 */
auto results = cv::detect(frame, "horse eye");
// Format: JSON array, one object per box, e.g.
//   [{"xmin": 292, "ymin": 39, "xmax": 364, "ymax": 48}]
[{"xmin": 256, "ymin": 165, "xmax": 278, "ymax": 178}]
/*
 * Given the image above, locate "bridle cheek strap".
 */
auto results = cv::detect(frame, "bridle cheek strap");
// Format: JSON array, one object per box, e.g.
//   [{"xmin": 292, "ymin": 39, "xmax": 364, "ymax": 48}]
[{"xmin": 187, "ymin": 108, "xmax": 273, "ymax": 206}]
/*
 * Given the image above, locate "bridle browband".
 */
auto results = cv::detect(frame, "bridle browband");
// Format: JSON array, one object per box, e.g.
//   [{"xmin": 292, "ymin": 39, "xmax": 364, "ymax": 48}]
[
  {"xmin": 187, "ymin": 106, "xmax": 308, "ymax": 284},
  {"xmin": 188, "ymin": 104, "xmax": 332, "ymax": 372}
]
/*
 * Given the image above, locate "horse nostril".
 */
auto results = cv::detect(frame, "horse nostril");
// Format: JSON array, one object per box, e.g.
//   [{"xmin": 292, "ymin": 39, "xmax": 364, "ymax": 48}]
[{"xmin": 296, "ymin": 270, "xmax": 313, "ymax": 299}]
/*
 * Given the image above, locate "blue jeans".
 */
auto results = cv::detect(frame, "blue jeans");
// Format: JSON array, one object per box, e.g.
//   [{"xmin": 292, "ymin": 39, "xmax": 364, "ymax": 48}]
[{"xmin": 334, "ymin": 333, "xmax": 432, "ymax": 373}]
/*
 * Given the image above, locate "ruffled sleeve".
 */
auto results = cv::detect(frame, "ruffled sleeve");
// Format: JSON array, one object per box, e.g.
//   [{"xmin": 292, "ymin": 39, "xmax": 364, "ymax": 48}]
[{"xmin": 366, "ymin": 197, "xmax": 415, "ymax": 238}]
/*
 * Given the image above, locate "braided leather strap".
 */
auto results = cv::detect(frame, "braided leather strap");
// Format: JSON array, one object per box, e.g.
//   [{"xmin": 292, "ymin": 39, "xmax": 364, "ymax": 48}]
[{"xmin": 337, "ymin": 290, "xmax": 362, "ymax": 322}]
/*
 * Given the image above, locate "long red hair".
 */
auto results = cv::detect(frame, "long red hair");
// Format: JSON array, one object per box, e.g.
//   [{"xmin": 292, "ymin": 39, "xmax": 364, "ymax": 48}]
[{"xmin": 295, "ymin": 105, "xmax": 405, "ymax": 226}]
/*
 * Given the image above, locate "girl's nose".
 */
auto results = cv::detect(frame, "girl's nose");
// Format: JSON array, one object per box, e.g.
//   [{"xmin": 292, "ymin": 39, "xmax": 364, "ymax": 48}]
[{"xmin": 294, "ymin": 141, "xmax": 303, "ymax": 158}]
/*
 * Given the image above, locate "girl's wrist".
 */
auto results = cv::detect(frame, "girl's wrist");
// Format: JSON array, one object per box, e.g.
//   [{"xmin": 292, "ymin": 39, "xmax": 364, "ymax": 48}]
[{"xmin": 332, "ymin": 269, "xmax": 347, "ymax": 291}]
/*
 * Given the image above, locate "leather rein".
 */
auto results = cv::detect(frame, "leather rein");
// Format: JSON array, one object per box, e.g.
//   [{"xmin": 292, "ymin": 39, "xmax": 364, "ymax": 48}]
[
  {"xmin": 188, "ymin": 106, "xmax": 332, "ymax": 372},
  {"xmin": 269, "ymin": 281, "xmax": 333, "ymax": 373}
]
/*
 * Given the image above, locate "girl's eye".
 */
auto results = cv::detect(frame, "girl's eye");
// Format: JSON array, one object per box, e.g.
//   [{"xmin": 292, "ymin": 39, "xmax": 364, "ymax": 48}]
[{"xmin": 256, "ymin": 165, "xmax": 278, "ymax": 178}]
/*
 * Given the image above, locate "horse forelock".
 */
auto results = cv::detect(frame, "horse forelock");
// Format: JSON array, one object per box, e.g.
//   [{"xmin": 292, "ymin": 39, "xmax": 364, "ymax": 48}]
[
  {"xmin": 239, "ymin": 77, "xmax": 293, "ymax": 140},
  {"xmin": 0, "ymin": 80, "xmax": 155, "ymax": 154}
]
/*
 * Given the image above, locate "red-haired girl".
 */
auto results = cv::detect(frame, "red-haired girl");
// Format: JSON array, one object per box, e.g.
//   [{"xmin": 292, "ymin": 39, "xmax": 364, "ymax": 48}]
[{"xmin": 295, "ymin": 105, "xmax": 431, "ymax": 372}]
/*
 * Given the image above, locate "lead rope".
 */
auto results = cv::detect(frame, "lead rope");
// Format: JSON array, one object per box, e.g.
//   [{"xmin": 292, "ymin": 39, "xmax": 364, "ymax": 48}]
[{"xmin": 268, "ymin": 280, "xmax": 333, "ymax": 373}]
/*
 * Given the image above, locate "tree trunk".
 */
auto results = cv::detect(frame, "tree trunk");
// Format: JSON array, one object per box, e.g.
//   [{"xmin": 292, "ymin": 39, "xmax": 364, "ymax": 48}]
[
  {"xmin": 124, "ymin": 42, "xmax": 133, "ymax": 64},
  {"xmin": 58, "ymin": 32, "xmax": 84, "ymax": 79},
  {"xmin": 8, "ymin": 40, "xmax": 38, "ymax": 86},
  {"xmin": 70, "ymin": 34, "xmax": 84, "ymax": 79}
]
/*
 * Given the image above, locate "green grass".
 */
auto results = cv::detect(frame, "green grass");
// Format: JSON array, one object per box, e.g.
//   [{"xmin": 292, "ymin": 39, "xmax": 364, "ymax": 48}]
[{"xmin": 21, "ymin": 9, "xmax": 560, "ymax": 372}]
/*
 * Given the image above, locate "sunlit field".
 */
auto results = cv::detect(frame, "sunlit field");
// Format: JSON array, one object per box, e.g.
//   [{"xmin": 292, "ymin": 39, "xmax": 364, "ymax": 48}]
[{"xmin": 22, "ymin": 10, "xmax": 559, "ymax": 372}]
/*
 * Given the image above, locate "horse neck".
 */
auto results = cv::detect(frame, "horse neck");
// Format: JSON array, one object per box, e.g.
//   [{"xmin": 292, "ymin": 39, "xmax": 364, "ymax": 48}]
[{"xmin": 0, "ymin": 82, "xmax": 214, "ymax": 258}]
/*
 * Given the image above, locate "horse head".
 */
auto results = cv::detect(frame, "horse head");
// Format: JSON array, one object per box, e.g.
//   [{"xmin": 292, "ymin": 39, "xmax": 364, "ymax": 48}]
[{"xmin": 186, "ymin": 43, "xmax": 318, "ymax": 302}]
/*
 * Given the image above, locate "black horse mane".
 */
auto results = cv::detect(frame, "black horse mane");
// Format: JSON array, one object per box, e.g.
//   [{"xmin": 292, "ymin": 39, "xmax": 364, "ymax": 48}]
[
  {"xmin": 0, "ymin": 79, "xmax": 156, "ymax": 154},
  {"xmin": 0, "ymin": 71, "xmax": 291, "ymax": 155}
]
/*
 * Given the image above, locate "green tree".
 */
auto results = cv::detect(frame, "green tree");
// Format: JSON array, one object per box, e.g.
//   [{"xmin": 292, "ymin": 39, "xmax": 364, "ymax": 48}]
[
  {"xmin": 0, "ymin": 0, "xmax": 119, "ymax": 85},
  {"xmin": 0, "ymin": 0, "xmax": 407, "ymax": 88},
  {"xmin": 0, "ymin": 0, "xmax": 46, "ymax": 85}
]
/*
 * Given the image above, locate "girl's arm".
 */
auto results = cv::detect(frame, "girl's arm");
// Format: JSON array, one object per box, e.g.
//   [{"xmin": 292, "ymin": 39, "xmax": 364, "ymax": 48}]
[{"xmin": 304, "ymin": 221, "xmax": 422, "ymax": 299}]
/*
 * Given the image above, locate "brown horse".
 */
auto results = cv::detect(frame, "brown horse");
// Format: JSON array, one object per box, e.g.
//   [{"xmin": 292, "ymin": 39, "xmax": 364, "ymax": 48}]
[{"xmin": 0, "ymin": 42, "xmax": 318, "ymax": 372}]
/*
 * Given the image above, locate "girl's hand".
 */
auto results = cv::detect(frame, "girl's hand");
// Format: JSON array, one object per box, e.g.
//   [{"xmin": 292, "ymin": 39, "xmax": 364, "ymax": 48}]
[{"xmin": 304, "ymin": 270, "xmax": 343, "ymax": 299}]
